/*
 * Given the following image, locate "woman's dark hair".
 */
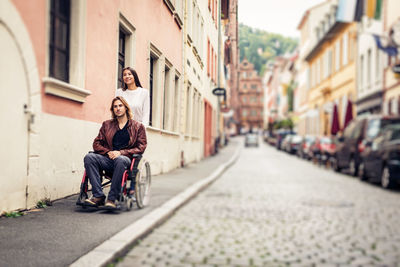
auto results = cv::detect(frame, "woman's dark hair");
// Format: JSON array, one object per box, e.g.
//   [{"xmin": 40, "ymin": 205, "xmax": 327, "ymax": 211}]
[{"xmin": 122, "ymin": 67, "xmax": 143, "ymax": 90}]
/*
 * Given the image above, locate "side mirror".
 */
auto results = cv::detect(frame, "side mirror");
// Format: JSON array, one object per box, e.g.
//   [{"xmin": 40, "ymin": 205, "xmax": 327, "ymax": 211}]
[
  {"xmin": 337, "ymin": 136, "xmax": 345, "ymax": 142},
  {"xmin": 365, "ymin": 140, "xmax": 373, "ymax": 147}
]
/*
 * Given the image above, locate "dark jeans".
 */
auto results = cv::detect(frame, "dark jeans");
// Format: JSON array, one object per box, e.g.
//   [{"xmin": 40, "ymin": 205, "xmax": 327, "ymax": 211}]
[{"xmin": 83, "ymin": 153, "xmax": 131, "ymax": 201}]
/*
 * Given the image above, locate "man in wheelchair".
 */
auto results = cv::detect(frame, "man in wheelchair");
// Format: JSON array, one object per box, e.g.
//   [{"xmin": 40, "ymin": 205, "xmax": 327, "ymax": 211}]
[{"xmin": 83, "ymin": 96, "xmax": 147, "ymax": 209}]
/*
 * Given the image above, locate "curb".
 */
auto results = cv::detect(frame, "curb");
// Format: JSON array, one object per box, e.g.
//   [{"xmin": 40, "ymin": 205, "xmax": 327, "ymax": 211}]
[{"xmin": 70, "ymin": 144, "xmax": 241, "ymax": 267}]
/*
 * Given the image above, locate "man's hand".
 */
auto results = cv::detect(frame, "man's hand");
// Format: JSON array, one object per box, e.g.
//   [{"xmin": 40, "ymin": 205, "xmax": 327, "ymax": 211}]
[{"xmin": 107, "ymin": 151, "xmax": 121, "ymax": 160}]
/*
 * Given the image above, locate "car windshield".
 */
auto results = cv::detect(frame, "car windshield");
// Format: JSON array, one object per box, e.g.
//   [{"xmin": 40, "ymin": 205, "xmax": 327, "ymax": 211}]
[
  {"xmin": 320, "ymin": 137, "xmax": 332, "ymax": 144},
  {"xmin": 247, "ymin": 135, "xmax": 257, "ymax": 140},
  {"xmin": 292, "ymin": 136, "xmax": 302, "ymax": 142},
  {"xmin": 384, "ymin": 124, "xmax": 400, "ymax": 140},
  {"xmin": 305, "ymin": 136, "xmax": 315, "ymax": 143}
]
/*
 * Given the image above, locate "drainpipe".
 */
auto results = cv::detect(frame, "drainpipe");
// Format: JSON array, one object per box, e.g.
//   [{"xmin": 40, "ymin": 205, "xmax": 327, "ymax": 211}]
[{"xmin": 216, "ymin": 0, "xmax": 222, "ymax": 148}]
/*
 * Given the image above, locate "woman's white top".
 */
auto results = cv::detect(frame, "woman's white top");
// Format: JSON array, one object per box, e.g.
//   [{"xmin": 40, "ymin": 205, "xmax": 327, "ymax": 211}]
[{"xmin": 115, "ymin": 87, "xmax": 150, "ymax": 127}]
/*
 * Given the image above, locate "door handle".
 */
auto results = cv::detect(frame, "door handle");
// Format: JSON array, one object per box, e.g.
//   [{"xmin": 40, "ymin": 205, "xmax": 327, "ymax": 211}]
[{"xmin": 24, "ymin": 104, "xmax": 35, "ymax": 128}]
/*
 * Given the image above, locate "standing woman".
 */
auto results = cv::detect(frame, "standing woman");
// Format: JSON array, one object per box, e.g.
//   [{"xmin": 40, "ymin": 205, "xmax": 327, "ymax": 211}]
[
  {"xmin": 116, "ymin": 67, "xmax": 150, "ymax": 127},
  {"xmin": 116, "ymin": 67, "xmax": 150, "ymax": 196}
]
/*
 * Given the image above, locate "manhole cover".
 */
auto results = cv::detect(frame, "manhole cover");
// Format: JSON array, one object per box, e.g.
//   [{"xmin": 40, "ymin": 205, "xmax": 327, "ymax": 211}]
[{"xmin": 301, "ymin": 199, "xmax": 354, "ymax": 208}]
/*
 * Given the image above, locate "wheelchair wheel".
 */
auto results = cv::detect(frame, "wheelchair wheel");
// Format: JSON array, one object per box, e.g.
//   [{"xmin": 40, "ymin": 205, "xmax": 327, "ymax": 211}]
[{"xmin": 135, "ymin": 159, "xmax": 151, "ymax": 209}]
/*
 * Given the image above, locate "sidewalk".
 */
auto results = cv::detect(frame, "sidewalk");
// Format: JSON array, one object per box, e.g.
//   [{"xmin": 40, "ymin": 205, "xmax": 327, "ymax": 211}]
[{"xmin": 0, "ymin": 138, "xmax": 240, "ymax": 267}]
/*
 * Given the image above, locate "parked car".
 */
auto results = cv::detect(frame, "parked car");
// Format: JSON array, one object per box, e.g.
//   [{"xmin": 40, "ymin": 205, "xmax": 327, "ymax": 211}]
[
  {"xmin": 281, "ymin": 134, "xmax": 294, "ymax": 153},
  {"xmin": 333, "ymin": 115, "xmax": 400, "ymax": 176},
  {"xmin": 309, "ymin": 136, "xmax": 333, "ymax": 165},
  {"xmin": 298, "ymin": 135, "xmax": 316, "ymax": 159},
  {"xmin": 266, "ymin": 131, "xmax": 277, "ymax": 146},
  {"xmin": 358, "ymin": 123, "xmax": 400, "ymax": 189},
  {"xmin": 275, "ymin": 129, "xmax": 295, "ymax": 150},
  {"xmin": 285, "ymin": 135, "xmax": 303, "ymax": 154},
  {"xmin": 245, "ymin": 133, "xmax": 259, "ymax": 147},
  {"xmin": 319, "ymin": 136, "xmax": 336, "ymax": 165}
]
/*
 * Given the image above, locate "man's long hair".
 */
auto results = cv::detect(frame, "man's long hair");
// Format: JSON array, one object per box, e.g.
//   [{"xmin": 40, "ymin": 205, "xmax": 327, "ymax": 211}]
[
  {"xmin": 110, "ymin": 96, "xmax": 133, "ymax": 120},
  {"xmin": 122, "ymin": 67, "xmax": 143, "ymax": 90}
]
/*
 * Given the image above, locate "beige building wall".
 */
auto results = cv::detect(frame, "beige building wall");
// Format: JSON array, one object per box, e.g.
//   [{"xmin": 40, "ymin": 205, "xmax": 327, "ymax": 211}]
[{"xmin": 383, "ymin": 0, "xmax": 400, "ymax": 115}]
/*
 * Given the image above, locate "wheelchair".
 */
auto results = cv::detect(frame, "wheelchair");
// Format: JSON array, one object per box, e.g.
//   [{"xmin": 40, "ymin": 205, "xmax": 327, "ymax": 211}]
[{"xmin": 76, "ymin": 153, "xmax": 151, "ymax": 211}]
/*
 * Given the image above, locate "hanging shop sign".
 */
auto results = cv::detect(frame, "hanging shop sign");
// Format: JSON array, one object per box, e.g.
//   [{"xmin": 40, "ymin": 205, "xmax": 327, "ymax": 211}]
[
  {"xmin": 212, "ymin": 87, "xmax": 226, "ymax": 96},
  {"xmin": 393, "ymin": 64, "xmax": 400, "ymax": 74}
]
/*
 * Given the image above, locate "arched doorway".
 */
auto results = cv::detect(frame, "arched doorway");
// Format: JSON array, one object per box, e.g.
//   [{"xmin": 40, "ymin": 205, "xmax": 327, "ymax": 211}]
[
  {"xmin": 0, "ymin": 24, "xmax": 29, "ymax": 212},
  {"xmin": 0, "ymin": 0, "xmax": 41, "ymax": 212}
]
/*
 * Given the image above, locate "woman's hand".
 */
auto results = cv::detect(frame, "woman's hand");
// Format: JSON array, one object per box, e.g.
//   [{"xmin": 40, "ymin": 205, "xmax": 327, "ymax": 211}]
[{"xmin": 107, "ymin": 150, "xmax": 121, "ymax": 160}]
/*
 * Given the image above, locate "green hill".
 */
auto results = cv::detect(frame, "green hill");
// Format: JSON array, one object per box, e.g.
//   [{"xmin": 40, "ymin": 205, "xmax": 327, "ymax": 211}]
[{"xmin": 239, "ymin": 23, "xmax": 298, "ymax": 75}]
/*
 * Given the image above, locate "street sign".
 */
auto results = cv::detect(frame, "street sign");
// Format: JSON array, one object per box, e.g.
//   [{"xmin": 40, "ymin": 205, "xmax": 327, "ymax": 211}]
[{"xmin": 212, "ymin": 87, "xmax": 226, "ymax": 96}]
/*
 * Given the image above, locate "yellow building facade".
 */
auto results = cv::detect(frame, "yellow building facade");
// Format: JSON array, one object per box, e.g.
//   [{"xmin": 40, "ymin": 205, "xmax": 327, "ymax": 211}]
[
  {"xmin": 306, "ymin": 22, "xmax": 357, "ymax": 136},
  {"xmin": 383, "ymin": 0, "xmax": 400, "ymax": 114}
]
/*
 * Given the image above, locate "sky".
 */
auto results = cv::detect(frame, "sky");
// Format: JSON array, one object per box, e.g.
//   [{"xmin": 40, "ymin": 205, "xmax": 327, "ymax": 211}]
[{"xmin": 238, "ymin": 0, "xmax": 327, "ymax": 38}]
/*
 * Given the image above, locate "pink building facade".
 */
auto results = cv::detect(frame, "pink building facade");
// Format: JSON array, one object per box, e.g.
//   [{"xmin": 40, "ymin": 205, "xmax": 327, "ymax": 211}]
[{"xmin": 1, "ymin": 0, "xmax": 185, "ymax": 212}]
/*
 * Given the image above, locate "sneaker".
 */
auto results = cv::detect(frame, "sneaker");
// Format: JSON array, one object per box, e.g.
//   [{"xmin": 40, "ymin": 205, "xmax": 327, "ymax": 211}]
[
  {"xmin": 129, "ymin": 190, "xmax": 136, "ymax": 202},
  {"xmin": 105, "ymin": 200, "xmax": 117, "ymax": 209},
  {"xmin": 84, "ymin": 196, "xmax": 105, "ymax": 207}
]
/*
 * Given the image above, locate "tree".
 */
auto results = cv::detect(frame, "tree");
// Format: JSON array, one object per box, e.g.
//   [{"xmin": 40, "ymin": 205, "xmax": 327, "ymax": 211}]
[{"xmin": 239, "ymin": 24, "xmax": 298, "ymax": 75}]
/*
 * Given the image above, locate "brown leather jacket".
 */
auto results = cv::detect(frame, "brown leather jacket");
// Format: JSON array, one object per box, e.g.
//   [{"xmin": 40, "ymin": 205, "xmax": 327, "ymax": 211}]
[{"xmin": 93, "ymin": 119, "xmax": 147, "ymax": 159}]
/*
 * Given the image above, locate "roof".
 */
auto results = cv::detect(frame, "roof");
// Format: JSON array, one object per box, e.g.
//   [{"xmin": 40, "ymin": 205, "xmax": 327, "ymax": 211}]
[{"xmin": 297, "ymin": 0, "xmax": 332, "ymax": 30}]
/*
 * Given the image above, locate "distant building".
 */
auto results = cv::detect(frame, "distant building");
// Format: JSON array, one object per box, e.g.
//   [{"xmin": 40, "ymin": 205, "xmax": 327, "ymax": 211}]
[{"xmin": 238, "ymin": 58, "xmax": 263, "ymax": 132}]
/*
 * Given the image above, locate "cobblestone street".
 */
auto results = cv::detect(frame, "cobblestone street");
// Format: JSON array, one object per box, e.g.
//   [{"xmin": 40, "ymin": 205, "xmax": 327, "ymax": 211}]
[{"xmin": 117, "ymin": 141, "xmax": 400, "ymax": 267}]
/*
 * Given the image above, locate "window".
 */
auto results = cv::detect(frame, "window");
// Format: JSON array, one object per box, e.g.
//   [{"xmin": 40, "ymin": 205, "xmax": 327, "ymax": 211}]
[
  {"xmin": 211, "ymin": 46, "xmax": 214, "ymax": 81},
  {"xmin": 207, "ymin": 39, "xmax": 210, "ymax": 76},
  {"xmin": 328, "ymin": 49, "xmax": 332, "ymax": 77},
  {"xmin": 366, "ymin": 119, "xmax": 381, "ymax": 139},
  {"xmin": 149, "ymin": 56, "xmax": 156, "ymax": 127},
  {"xmin": 214, "ymin": 54, "xmax": 217, "ymax": 82},
  {"xmin": 376, "ymin": 49, "xmax": 380, "ymax": 81},
  {"xmin": 360, "ymin": 55, "xmax": 364, "ymax": 90},
  {"xmin": 186, "ymin": 84, "xmax": 192, "ymax": 133},
  {"xmin": 367, "ymin": 49, "xmax": 371, "ymax": 87},
  {"xmin": 117, "ymin": 29, "xmax": 126, "ymax": 88},
  {"xmin": 45, "ymin": 0, "xmax": 90, "ymax": 102},
  {"xmin": 251, "ymin": 110, "xmax": 257, "ymax": 116},
  {"xmin": 163, "ymin": 64, "xmax": 171, "ymax": 130},
  {"xmin": 117, "ymin": 14, "xmax": 136, "ymax": 88},
  {"xmin": 335, "ymin": 41, "xmax": 340, "ymax": 71},
  {"xmin": 49, "ymin": 0, "xmax": 71, "ymax": 82},
  {"xmin": 172, "ymin": 74, "xmax": 180, "ymax": 132},
  {"xmin": 243, "ymin": 84, "xmax": 247, "ymax": 89},
  {"xmin": 251, "ymin": 84, "xmax": 257, "ymax": 89},
  {"xmin": 242, "ymin": 110, "xmax": 247, "ymax": 116},
  {"xmin": 342, "ymin": 33, "xmax": 348, "ymax": 66},
  {"xmin": 191, "ymin": 90, "xmax": 198, "ymax": 135},
  {"xmin": 323, "ymin": 51, "xmax": 328, "ymax": 79}
]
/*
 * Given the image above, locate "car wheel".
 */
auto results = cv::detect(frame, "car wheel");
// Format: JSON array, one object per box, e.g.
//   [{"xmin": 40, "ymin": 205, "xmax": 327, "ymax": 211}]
[
  {"xmin": 381, "ymin": 165, "xmax": 396, "ymax": 189},
  {"xmin": 358, "ymin": 162, "xmax": 367, "ymax": 181},
  {"xmin": 333, "ymin": 156, "xmax": 341, "ymax": 172},
  {"xmin": 349, "ymin": 158, "xmax": 358, "ymax": 177}
]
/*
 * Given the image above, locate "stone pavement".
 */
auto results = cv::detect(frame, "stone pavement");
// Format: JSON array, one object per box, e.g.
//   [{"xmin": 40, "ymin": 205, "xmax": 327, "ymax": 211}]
[
  {"xmin": 0, "ymin": 138, "xmax": 240, "ymax": 267},
  {"xmin": 116, "ymin": 140, "xmax": 400, "ymax": 267}
]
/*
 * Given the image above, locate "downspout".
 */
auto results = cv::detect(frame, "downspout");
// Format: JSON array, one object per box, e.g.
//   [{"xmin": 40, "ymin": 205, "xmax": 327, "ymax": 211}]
[{"xmin": 216, "ymin": 0, "xmax": 222, "ymax": 147}]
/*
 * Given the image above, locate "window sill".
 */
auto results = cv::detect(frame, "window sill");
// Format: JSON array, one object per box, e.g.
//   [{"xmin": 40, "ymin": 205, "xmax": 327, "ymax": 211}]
[
  {"xmin": 174, "ymin": 12, "xmax": 183, "ymax": 29},
  {"xmin": 163, "ymin": 0, "xmax": 175, "ymax": 15},
  {"xmin": 43, "ymin": 77, "xmax": 91, "ymax": 103},
  {"xmin": 146, "ymin": 126, "xmax": 180, "ymax": 137}
]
